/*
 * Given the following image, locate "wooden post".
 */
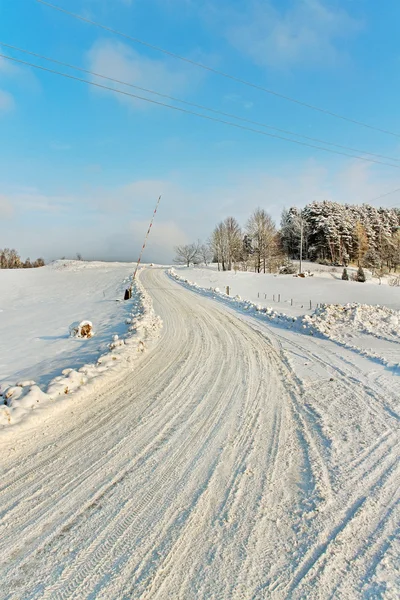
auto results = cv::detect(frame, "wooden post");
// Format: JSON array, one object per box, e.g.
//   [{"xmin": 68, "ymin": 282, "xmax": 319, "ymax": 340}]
[
  {"xmin": 291, "ymin": 299, "xmax": 293, "ymax": 306},
  {"xmin": 278, "ymin": 294, "xmax": 281, "ymax": 302},
  {"xmin": 226, "ymin": 286, "xmax": 230, "ymax": 295},
  {"xmin": 309, "ymin": 300, "xmax": 312, "ymax": 310},
  {"xmin": 264, "ymin": 293, "xmax": 266, "ymax": 299},
  {"xmin": 273, "ymin": 294, "xmax": 275, "ymax": 301},
  {"xmin": 258, "ymin": 292, "xmax": 260, "ymax": 298}
]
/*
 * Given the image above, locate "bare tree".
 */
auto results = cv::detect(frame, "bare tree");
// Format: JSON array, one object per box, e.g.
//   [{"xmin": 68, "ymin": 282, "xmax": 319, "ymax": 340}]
[
  {"xmin": 246, "ymin": 208, "xmax": 277, "ymax": 273},
  {"xmin": 353, "ymin": 222, "xmax": 368, "ymax": 267},
  {"xmin": 0, "ymin": 248, "xmax": 45, "ymax": 269},
  {"xmin": 224, "ymin": 216, "xmax": 242, "ymax": 270},
  {"xmin": 174, "ymin": 243, "xmax": 200, "ymax": 267},
  {"xmin": 199, "ymin": 242, "xmax": 213, "ymax": 266},
  {"xmin": 210, "ymin": 218, "xmax": 242, "ymax": 271},
  {"xmin": 211, "ymin": 223, "xmax": 226, "ymax": 271}
]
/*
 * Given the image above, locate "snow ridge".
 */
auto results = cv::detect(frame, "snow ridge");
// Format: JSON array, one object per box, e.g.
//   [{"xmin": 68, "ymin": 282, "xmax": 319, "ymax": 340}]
[
  {"xmin": 0, "ymin": 270, "xmax": 163, "ymax": 428},
  {"xmin": 168, "ymin": 269, "xmax": 400, "ymax": 370}
]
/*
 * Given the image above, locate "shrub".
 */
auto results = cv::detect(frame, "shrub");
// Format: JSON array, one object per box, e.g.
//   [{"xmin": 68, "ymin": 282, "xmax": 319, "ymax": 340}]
[
  {"xmin": 342, "ymin": 268, "xmax": 349, "ymax": 281},
  {"xmin": 280, "ymin": 258, "xmax": 297, "ymax": 274},
  {"xmin": 356, "ymin": 266, "xmax": 366, "ymax": 283}
]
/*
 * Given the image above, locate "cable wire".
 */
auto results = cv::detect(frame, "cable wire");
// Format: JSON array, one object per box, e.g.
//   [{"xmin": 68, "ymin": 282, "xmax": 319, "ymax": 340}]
[
  {"xmin": 369, "ymin": 188, "xmax": 400, "ymax": 204},
  {"xmin": 2, "ymin": 52, "xmax": 400, "ymax": 170},
  {"xmin": 2, "ymin": 41, "xmax": 399, "ymax": 164},
  {"xmin": 36, "ymin": 0, "xmax": 400, "ymax": 139}
]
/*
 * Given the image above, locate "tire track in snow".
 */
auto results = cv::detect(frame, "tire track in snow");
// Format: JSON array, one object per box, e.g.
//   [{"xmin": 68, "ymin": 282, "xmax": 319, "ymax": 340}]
[{"xmin": 1, "ymin": 268, "xmax": 398, "ymax": 599}]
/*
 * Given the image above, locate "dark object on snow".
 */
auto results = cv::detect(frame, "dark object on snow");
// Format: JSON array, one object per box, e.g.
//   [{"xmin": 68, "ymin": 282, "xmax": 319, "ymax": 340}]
[
  {"xmin": 342, "ymin": 268, "xmax": 349, "ymax": 281},
  {"xmin": 124, "ymin": 288, "xmax": 132, "ymax": 300},
  {"xmin": 356, "ymin": 266, "xmax": 366, "ymax": 283}
]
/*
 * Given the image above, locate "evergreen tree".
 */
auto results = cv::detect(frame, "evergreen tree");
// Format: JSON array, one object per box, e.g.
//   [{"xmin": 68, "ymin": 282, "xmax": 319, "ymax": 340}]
[
  {"xmin": 342, "ymin": 268, "xmax": 349, "ymax": 280},
  {"xmin": 356, "ymin": 266, "xmax": 366, "ymax": 283}
]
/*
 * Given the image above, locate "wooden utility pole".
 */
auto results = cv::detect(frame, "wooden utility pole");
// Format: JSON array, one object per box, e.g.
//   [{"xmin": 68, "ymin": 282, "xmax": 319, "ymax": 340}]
[{"xmin": 299, "ymin": 216, "xmax": 304, "ymax": 275}]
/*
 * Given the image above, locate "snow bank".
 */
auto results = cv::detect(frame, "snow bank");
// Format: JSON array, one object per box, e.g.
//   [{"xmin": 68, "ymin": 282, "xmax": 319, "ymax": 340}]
[
  {"xmin": 168, "ymin": 269, "xmax": 400, "ymax": 369},
  {"xmin": 0, "ymin": 271, "xmax": 162, "ymax": 428},
  {"xmin": 308, "ymin": 303, "xmax": 400, "ymax": 343},
  {"xmin": 176, "ymin": 265, "xmax": 400, "ymax": 315}
]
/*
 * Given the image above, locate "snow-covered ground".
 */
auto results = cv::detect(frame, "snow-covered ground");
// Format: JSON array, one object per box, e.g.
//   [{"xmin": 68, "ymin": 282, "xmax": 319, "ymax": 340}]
[
  {"xmin": 0, "ymin": 261, "xmax": 162, "ymax": 427},
  {"xmin": 0, "ymin": 267, "xmax": 398, "ymax": 599},
  {"xmin": 170, "ymin": 266, "xmax": 400, "ymax": 368},
  {"xmin": 177, "ymin": 264, "xmax": 400, "ymax": 316}
]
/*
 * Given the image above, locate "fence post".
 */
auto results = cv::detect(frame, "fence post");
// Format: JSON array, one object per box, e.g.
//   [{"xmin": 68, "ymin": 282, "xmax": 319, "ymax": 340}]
[
  {"xmin": 273, "ymin": 294, "xmax": 275, "ymax": 301},
  {"xmin": 278, "ymin": 294, "xmax": 281, "ymax": 302},
  {"xmin": 264, "ymin": 293, "xmax": 266, "ymax": 299},
  {"xmin": 291, "ymin": 299, "xmax": 293, "ymax": 306},
  {"xmin": 258, "ymin": 292, "xmax": 260, "ymax": 298},
  {"xmin": 226, "ymin": 286, "xmax": 230, "ymax": 295},
  {"xmin": 309, "ymin": 300, "xmax": 312, "ymax": 310}
]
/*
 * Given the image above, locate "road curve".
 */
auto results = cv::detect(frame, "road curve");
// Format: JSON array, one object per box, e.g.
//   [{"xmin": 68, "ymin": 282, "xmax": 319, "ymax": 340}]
[{"xmin": 0, "ymin": 268, "xmax": 398, "ymax": 599}]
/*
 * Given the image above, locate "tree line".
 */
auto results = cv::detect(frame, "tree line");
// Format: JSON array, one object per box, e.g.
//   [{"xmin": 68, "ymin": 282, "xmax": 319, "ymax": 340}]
[
  {"xmin": 0, "ymin": 248, "xmax": 45, "ymax": 269},
  {"xmin": 281, "ymin": 202, "xmax": 400, "ymax": 272},
  {"xmin": 175, "ymin": 202, "xmax": 400, "ymax": 274},
  {"xmin": 175, "ymin": 208, "xmax": 284, "ymax": 273}
]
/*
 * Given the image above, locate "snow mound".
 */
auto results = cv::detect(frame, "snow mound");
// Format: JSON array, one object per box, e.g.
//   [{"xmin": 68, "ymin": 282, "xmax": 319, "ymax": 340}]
[{"xmin": 309, "ymin": 303, "xmax": 400, "ymax": 342}]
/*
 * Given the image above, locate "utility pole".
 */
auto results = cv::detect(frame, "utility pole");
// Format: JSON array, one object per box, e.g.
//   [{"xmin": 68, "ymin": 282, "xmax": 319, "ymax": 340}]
[
  {"xmin": 126, "ymin": 195, "xmax": 162, "ymax": 298},
  {"xmin": 299, "ymin": 215, "xmax": 303, "ymax": 274}
]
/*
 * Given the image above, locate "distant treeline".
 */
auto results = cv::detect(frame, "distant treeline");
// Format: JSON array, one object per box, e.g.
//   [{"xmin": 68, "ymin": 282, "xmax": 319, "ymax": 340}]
[
  {"xmin": 0, "ymin": 248, "xmax": 45, "ymax": 269},
  {"xmin": 174, "ymin": 202, "xmax": 400, "ymax": 274},
  {"xmin": 281, "ymin": 202, "xmax": 400, "ymax": 270}
]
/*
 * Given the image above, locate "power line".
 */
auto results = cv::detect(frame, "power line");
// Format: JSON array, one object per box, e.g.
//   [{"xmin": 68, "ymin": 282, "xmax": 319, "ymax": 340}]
[
  {"xmin": 2, "ymin": 41, "xmax": 400, "ymax": 164},
  {"xmin": 2, "ymin": 51, "xmax": 400, "ymax": 170},
  {"xmin": 36, "ymin": 0, "xmax": 400, "ymax": 139},
  {"xmin": 369, "ymin": 188, "xmax": 400, "ymax": 204}
]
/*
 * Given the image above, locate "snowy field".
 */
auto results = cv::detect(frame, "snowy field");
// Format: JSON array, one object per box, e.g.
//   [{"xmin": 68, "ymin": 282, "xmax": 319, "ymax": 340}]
[
  {"xmin": 178, "ymin": 263, "xmax": 400, "ymax": 316},
  {"xmin": 0, "ymin": 260, "xmax": 135, "ymax": 387},
  {"xmin": 0, "ymin": 260, "xmax": 162, "ymax": 427}
]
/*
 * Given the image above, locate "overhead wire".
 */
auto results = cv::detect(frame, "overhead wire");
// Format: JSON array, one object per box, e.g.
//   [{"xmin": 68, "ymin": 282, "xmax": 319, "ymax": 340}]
[
  {"xmin": 369, "ymin": 188, "xmax": 400, "ymax": 204},
  {"xmin": 2, "ymin": 53, "xmax": 400, "ymax": 171},
  {"xmin": 2, "ymin": 41, "xmax": 400, "ymax": 164},
  {"xmin": 36, "ymin": 0, "xmax": 400, "ymax": 139}
]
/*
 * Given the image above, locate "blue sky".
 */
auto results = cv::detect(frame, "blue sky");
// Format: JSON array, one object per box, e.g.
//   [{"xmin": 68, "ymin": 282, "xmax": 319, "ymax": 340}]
[{"xmin": 1, "ymin": 0, "xmax": 400, "ymax": 262}]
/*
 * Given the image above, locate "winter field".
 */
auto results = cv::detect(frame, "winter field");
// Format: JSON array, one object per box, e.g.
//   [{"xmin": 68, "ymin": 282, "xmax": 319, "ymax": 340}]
[{"xmin": 0, "ymin": 261, "xmax": 399, "ymax": 598}]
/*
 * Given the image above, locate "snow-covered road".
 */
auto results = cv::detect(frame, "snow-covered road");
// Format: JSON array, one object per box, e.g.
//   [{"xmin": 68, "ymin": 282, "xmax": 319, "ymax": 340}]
[{"xmin": 1, "ymin": 268, "xmax": 398, "ymax": 599}]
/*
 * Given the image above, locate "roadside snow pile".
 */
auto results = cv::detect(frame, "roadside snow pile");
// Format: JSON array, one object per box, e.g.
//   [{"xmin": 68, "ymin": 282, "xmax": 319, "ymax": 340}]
[
  {"xmin": 0, "ymin": 272, "xmax": 162, "ymax": 428},
  {"xmin": 168, "ymin": 269, "xmax": 400, "ymax": 368},
  {"xmin": 308, "ymin": 303, "xmax": 400, "ymax": 343}
]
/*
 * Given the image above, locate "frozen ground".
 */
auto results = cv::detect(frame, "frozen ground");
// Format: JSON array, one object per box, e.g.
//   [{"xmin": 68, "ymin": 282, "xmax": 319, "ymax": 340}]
[
  {"xmin": 172, "ymin": 266, "xmax": 400, "ymax": 367},
  {"xmin": 178, "ymin": 264, "xmax": 400, "ymax": 316},
  {"xmin": 0, "ymin": 260, "xmax": 162, "ymax": 427},
  {"xmin": 0, "ymin": 260, "xmax": 136, "ymax": 388},
  {"xmin": 0, "ymin": 266, "xmax": 399, "ymax": 598}
]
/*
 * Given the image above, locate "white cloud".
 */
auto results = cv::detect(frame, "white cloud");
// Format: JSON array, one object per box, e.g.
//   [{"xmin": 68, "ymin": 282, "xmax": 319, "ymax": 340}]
[
  {"xmin": 86, "ymin": 40, "xmax": 204, "ymax": 109},
  {"xmin": 212, "ymin": 0, "xmax": 362, "ymax": 69},
  {"xmin": 0, "ymin": 194, "xmax": 14, "ymax": 218},
  {"xmin": 0, "ymin": 90, "xmax": 14, "ymax": 113},
  {"xmin": 2, "ymin": 160, "xmax": 398, "ymax": 262}
]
